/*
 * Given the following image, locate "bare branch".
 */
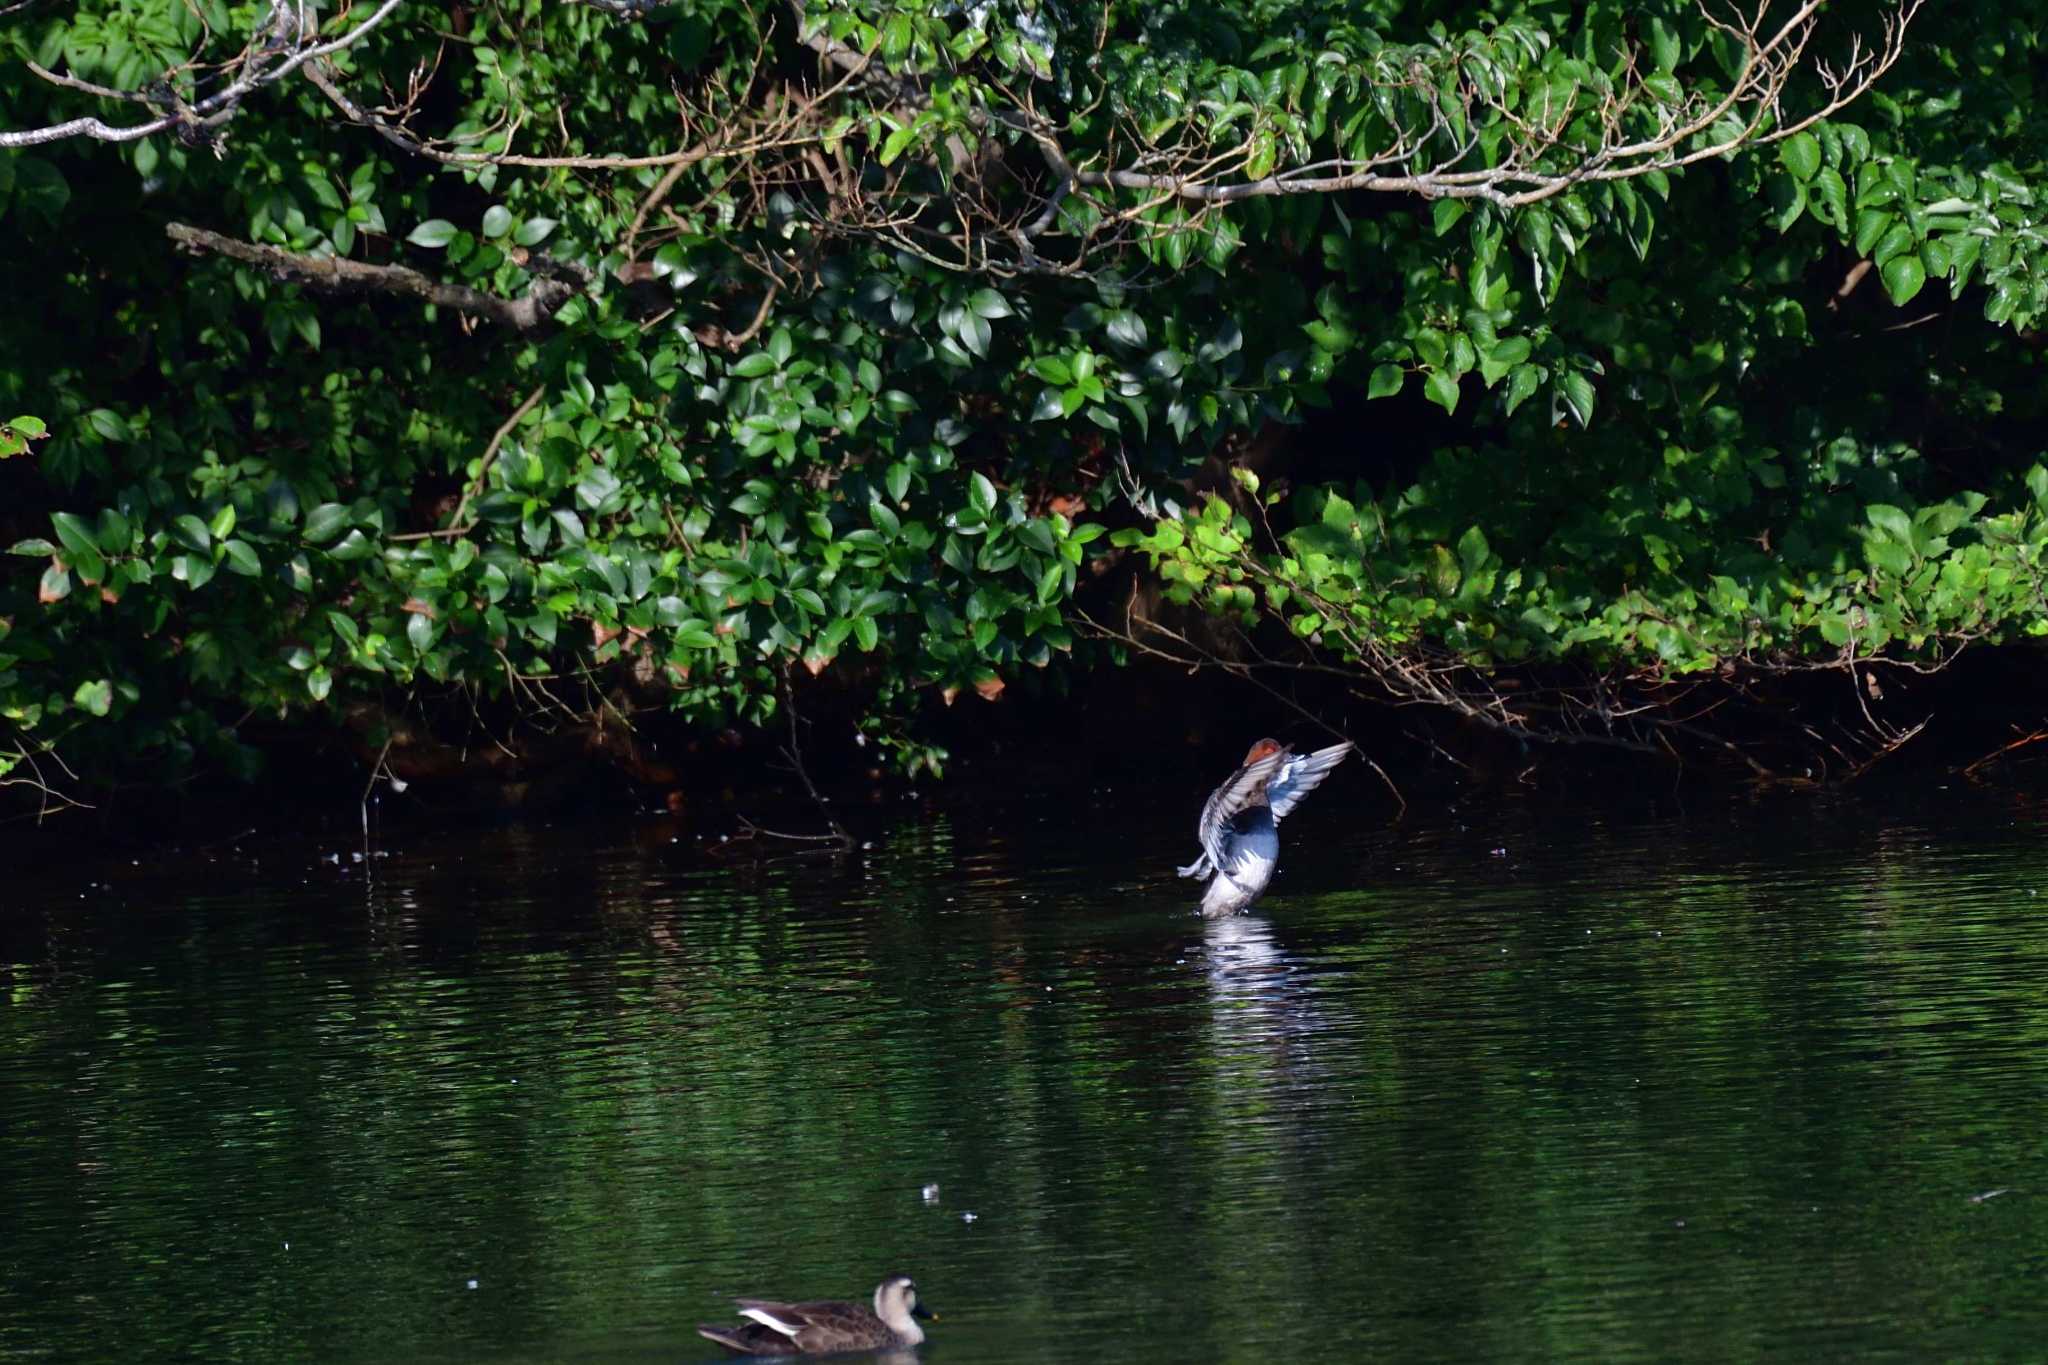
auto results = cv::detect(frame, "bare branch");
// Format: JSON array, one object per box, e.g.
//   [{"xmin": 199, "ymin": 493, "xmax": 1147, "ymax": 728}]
[
  {"xmin": 2, "ymin": 0, "xmax": 406, "ymax": 150},
  {"xmin": 1045, "ymin": 0, "xmax": 1922, "ymax": 214},
  {"xmin": 163, "ymin": 222, "xmax": 583, "ymax": 332},
  {"xmin": 752, "ymin": 0, "xmax": 1919, "ymax": 278},
  {"xmin": 568, "ymin": 0, "xmax": 675, "ymax": 17},
  {"xmin": 299, "ymin": 15, "xmax": 876, "ymax": 171}
]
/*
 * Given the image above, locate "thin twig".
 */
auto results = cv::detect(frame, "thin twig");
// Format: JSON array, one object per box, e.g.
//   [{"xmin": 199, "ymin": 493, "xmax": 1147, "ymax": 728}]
[
  {"xmin": 732, "ymin": 668, "xmax": 855, "ymax": 849},
  {"xmin": 1960, "ymin": 725, "xmax": 2048, "ymax": 778},
  {"xmin": 780, "ymin": 669, "xmax": 854, "ymax": 848},
  {"xmin": 445, "ymin": 384, "xmax": 545, "ymax": 533}
]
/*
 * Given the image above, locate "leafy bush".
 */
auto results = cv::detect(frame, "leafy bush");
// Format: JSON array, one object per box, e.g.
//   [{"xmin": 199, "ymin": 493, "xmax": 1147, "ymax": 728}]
[{"xmin": 4, "ymin": 0, "xmax": 2046, "ymax": 797}]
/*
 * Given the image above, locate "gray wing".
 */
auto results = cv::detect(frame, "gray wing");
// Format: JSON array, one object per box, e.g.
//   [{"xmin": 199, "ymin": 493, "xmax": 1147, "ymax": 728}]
[
  {"xmin": 1193, "ymin": 748, "xmax": 1288, "ymax": 871},
  {"xmin": 1267, "ymin": 741, "xmax": 1353, "ymax": 823}
]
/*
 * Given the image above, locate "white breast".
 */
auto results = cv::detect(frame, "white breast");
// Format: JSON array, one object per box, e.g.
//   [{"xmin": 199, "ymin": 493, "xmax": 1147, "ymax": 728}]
[{"xmin": 1201, "ymin": 846, "xmax": 1276, "ymax": 916}]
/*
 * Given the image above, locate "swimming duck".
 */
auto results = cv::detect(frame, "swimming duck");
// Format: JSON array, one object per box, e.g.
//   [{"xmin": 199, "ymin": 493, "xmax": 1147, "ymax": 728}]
[
  {"xmin": 1178, "ymin": 738, "xmax": 1353, "ymax": 916},
  {"xmin": 697, "ymin": 1274, "xmax": 934, "ymax": 1356}
]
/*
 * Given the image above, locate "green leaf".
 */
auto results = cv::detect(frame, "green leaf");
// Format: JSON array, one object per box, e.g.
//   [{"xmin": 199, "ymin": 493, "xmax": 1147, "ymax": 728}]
[
  {"xmin": 879, "ymin": 123, "xmax": 918, "ymax": 166},
  {"xmin": 732, "ymin": 352, "xmax": 777, "ymax": 378},
  {"xmin": 1865, "ymin": 504, "xmax": 1912, "ymax": 542},
  {"xmin": 1853, "ymin": 208, "xmax": 1893, "ymax": 257},
  {"xmin": 1647, "ymin": 18, "xmax": 1681, "ymax": 74},
  {"xmin": 881, "ymin": 12, "xmax": 912, "ymax": 62},
  {"xmin": 96, "ymin": 508, "xmax": 132, "ymax": 552},
  {"xmin": 307, "ymin": 666, "xmax": 333, "ymax": 702},
  {"xmin": 1423, "ymin": 370, "xmax": 1460, "ymax": 415},
  {"xmin": 51, "ymin": 512, "xmax": 98, "ymax": 563},
  {"xmin": 1143, "ymin": 349, "xmax": 1185, "ymax": 381},
  {"xmin": 174, "ymin": 553, "xmax": 216, "ymax": 590},
  {"xmin": 1243, "ymin": 131, "xmax": 1276, "ymax": 181},
  {"xmin": 1367, "ymin": 363, "xmax": 1403, "ymax": 399},
  {"xmin": 960, "ymin": 311, "xmax": 992, "ymax": 358},
  {"xmin": 1870, "ymin": 222, "xmax": 1914, "ymax": 267},
  {"xmin": 1769, "ymin": 175, "xmax": 1806, "ymax": 231},
  {"xmin": 481, "ymin": 205, "xmax": 513, "ymax": 238},
  {"xmin": 327, "ymin": 529, "xmax": 375, "ymax": 561},
  {"xmin": 1477, "ymin": 337, "xmax": 1531, "ymax": 387},
  {"xmin": 62, "ymin": 540, "xmax": 105, "ymax": 585},
  {"xmin": 1427, "ymin": 544, "xmax": 1460, "ymax": 599},
  {"xmin": 1030, "ymin": 355, "xmax": 1073, "ymax": 385},
  {"xmin": 515, "ymin": 217, "xmax": 558, "ymax": 246},
  {"xmin": 1457, "ymin": 525, "xmax": 1492, "ymax": 576},
  {"xmin": 326, "ymin": 611, "xmax": 362, "ymax": 648},
  {"xmin": 87, "ymin": 409, "xmax": 133, "ymax": 443},
  {"xmin": 1811, "ymin": 167, "xmax": 1849, "ymax": 229},
  {"xmin": 1504, "ymin": 364, "xmax": 1543, "ymax": 416},
  {"xmin": 1778, "ymin": 132, "xmax": 1821, "ymax": 183},
  {"xmin": 303, "ymin": 502, "xmax": 350, "ymax": 544},
  {"xmin": 1558, "ymin": 371, "xmax": 1597, "ymax": 427},
  {"xmin": 174, "ymin": 514, "xmax": 212, "ymax": 553},
  {"xmin": 407, "ymin": 219, "xmax": 457, "ymax": 248},
  {"xmin": 222, "ymin": 539, "xmax": 262, "ymax": 576},
  {"xmin": 1880, "ymin": 253, "xmax": 1926, "ymax": 305},
  {"xmin": 1865, "ymin": 539, "xmax": 1912, "ymax": 575},
  {"xmin": 73, "ymin": 679, "xmax": 113, "ymax": 716},
  {"xmin": 969, "ymin": 471, "xmax": 997, "ymax": 515},
  {"xmin": 968, "ymin": 289, "xmax": 1013, "ymax": 319}
]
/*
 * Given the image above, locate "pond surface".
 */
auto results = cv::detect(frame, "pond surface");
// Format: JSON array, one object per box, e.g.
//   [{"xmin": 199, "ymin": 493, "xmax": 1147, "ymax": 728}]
[{"xmin": 5, "ymin": 774, "xmax": 2048, "ymax": 1362}]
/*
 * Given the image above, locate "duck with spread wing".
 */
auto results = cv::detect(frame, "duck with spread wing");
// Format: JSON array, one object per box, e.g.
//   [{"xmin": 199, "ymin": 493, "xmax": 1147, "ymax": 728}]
[
  {"xmin": 1177, "ymin": 738, "xmax": 1353, "ymax": 916},
  {"xmin": 697, "ymin": 1274, "xmax": 934, "ymax": 1356}
]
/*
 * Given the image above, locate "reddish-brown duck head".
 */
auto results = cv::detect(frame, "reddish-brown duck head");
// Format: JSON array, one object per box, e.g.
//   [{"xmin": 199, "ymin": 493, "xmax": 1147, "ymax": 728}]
[{"xmin": 1241, "ymin": 737, "xmax": 1287, "ymax": 767}]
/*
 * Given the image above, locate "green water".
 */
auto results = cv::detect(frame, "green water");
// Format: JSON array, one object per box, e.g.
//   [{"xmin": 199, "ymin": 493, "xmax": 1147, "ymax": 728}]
[{"xmin": 4, "ymin": 782, "xmax": 2048, "ymax": 1361}]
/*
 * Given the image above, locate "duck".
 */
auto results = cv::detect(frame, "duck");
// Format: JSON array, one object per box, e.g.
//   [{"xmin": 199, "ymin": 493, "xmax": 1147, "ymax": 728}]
[
  {"xmin": 1177, "ymin": 738, "xmax": 1353, "ymax": 916},
  {"xmin": 697, "ymin": 1274, "xmax": 935, "ymax": 1356}
]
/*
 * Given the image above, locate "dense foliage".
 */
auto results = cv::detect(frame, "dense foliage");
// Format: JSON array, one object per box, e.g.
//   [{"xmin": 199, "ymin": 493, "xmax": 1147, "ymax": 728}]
[{"xmin": 4, "ymin": 0, "xmax": 2047, "ymax": 802}]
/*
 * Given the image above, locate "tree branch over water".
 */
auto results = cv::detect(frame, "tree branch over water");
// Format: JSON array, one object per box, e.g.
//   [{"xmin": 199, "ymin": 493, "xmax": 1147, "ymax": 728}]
[
  {"xmin": 163, "ymin": 223, "xmax": 585, "ymax": 332},
  {"xmin": 761, "ymin": 0, "xmax": 1923, "ymax": 275}
]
